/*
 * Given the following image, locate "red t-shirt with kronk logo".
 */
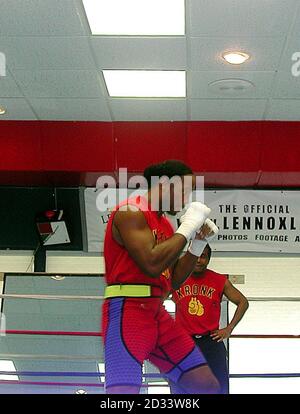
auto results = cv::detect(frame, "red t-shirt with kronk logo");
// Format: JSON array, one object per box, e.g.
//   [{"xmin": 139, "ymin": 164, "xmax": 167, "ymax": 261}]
[{"xmin": 172, "ymin": 269, "xmax": 227, "ymax": 335}]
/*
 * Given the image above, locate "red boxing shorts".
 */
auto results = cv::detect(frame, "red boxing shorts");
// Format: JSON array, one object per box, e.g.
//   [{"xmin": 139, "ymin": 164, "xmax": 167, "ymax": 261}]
[{"xmin": 102, "ymin": 297, "xmax": 207, "ymax": 389}]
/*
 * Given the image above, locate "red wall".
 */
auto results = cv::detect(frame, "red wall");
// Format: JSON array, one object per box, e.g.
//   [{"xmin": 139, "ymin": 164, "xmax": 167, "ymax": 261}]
[{"xmin": 0, "ymin": 120, "xmax": 300, "ymax": 187}]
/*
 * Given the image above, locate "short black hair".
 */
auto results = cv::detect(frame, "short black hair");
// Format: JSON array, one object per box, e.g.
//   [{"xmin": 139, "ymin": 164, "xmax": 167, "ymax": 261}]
[
  {"xmin": 143, "ymin": 160, "xmax": 193, "ymax": 187},
  {"xmin": 205, "ymin": 244, "xmax": 212, "ymax": 260}
]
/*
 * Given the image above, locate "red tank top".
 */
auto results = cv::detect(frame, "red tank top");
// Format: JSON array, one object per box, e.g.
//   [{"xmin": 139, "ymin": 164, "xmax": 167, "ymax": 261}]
[
  {"xmin": 104, "ymin": 195, "xmax": 174, "ymax": 297},
  {"xmin": 172, "ymin": 269, "xmax": 227, "ymax": 335}
]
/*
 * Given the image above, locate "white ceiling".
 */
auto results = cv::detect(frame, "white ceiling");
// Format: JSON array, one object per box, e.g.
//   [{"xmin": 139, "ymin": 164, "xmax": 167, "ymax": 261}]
[{"xmin": 1, "ymin": 0, "xmax": 300, "ymax": 121}]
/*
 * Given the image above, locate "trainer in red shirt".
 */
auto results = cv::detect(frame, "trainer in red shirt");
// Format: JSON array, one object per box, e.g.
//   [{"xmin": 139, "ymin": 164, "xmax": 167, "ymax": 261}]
[{"xmin": 172, "ymin": 244, "xmax": 249, "ymax": 394}]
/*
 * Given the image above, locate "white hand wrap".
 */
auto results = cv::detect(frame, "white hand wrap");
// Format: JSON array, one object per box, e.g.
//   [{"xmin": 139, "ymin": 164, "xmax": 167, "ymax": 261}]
[
  {"xmin": 188, "ymin": 219, "xmax": 219, "ymax": 257},
  {"xmin": 204, "ymin": 219, "xmax": 219, "ymax": 242},
  {"xmin": 175, "ymin": 202, "xmax": 211, "ymax": 242},
  {"xmin": 188, "ymin": 239, "xmax": 207, "ymax": 257}
]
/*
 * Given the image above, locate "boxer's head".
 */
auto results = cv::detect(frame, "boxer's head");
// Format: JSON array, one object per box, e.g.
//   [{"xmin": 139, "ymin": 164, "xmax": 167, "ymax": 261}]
[
  {"xmin": 193, "ymin": 244, "xmax": 211, "ymax": 275},
  {"xmin": 143, "ymin": 160, "xmax": 194, "ymax": 215}
]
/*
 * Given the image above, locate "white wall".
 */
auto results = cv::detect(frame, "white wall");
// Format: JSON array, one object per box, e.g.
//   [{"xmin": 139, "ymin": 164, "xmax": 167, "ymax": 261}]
[
  {"xmin": 210, "ymin": 254, "xmax": 300, "ymax": 298},
  {"xmin": 46, "ymin": 252, "xmax": 104, "ymax": 274},
  {"xmin": 0, "ymin": 251, "xmax": 34, "ymax": 273},
  {"xmin": 209, "ymin": 253, "xmax": 300, "ymax": 394}
]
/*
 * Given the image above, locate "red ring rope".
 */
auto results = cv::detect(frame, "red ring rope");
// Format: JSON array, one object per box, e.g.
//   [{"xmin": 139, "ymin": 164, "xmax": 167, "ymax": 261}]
[
  {"xmin": 1, "ymin": 331, "xmax": 299, "ymax": 338},
  {"xmin": 0, "ymin": 330, "xmax": 102, "ymax": 336}
]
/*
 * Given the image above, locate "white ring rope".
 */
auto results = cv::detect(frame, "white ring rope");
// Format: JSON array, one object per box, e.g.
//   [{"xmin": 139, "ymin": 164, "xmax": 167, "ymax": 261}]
[
  {"xmin": 0, "ymin": 293, "xmax": 105, "ymax": 300},
  {"xmin": 0, "ymin": 294, "xmax": 299, "ymax": 301}
]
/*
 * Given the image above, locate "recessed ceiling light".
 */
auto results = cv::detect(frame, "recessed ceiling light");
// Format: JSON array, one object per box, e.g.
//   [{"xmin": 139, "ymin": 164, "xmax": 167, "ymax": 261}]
[
  {"xmin": 222, "ymin": 52, "xmax": 250, "ymax": 65},
  {"xmin": 83, "ymin": 0, "xmax": 185, "ymax": 35},
  {"xmin": 0, "ymin": 107, "xmax": 6, "ymax": 115},
  {"xmin": 103, "ymin": 70, "xmax": 186, "ymax": 98},
  {"xmin": 51, "ymin": 275, "xmax": 65, "ymax": 281},
  {"xmin": 0, "ymin": 360, "xmax": 19, "ymax": 381}
]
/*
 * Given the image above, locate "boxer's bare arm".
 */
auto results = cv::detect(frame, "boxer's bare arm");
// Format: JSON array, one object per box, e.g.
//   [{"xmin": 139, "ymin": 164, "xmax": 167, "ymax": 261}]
[
  {"xmin": 113, "ymin": 208, "xmax": 187, "ymax": 278},
  {"xmin": 171, "ymin": 252, "xmax": 198, "ymax": 289}
]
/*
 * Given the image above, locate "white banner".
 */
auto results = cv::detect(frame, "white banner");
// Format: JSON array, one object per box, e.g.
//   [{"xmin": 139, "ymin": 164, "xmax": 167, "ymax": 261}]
[{"xmin": 84, "ymin": 189, "xmax": 300, "ymax": 253}]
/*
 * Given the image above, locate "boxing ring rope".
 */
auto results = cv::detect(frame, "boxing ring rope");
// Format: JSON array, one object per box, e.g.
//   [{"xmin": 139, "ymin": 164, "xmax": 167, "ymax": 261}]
[
  {"xmin": 0, "ymin": 335, "xmax": 297, "ymax": 388},
  {"xmin": 0, "ymin": 373, "xmax": 299, "ymax": 390},
  {"xmin": 0, "ymin": 293, "xmax": 104, "ymax": 301},
  {"xmin": 0, "ymin": 379, "xmax": 170, "ymax": 388},
  {"xmin": 0, "ymin": 353, "xmax": 102, "ymax": 361},
  {"xmin": 0, "ymin": 295, "xmax": 298, "ymax": 340},
  {"xmin": 0, "ymin": 371, "xmax": 299, "ymax": 379},
  {"xmin": 1, "ymin": 331, "xmax": 300, "ymax": 339},
  {"xmin": 0, "ymin": 293, "xmax": 299, "ymax": 301},
  {"xmin": 231, "ymin": 334, "xmax": 300, "ymax": 339},
  {"xmin": 0, "ymin": 293, "xmax": 298, "ymax": 389},
  {"xmin": 0, "ymin": 372, "xmax": 163, "ymax": 378},
  {"xmin": 0, "ymin": 292, "xmax": 299, "ymax": 338},
  {"xmin": 0, "ymin": 380, "xmax": 106, "ymax": 388},
  {"xmin": 0, "ymin": 330, "xmax": 102, "ymax": 336}
]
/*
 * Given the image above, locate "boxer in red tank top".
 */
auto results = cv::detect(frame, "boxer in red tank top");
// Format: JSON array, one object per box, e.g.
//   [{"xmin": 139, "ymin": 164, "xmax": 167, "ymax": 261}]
[{"xmin": 102, "ymin": 160, "xmax": 220, "ymax": 394}]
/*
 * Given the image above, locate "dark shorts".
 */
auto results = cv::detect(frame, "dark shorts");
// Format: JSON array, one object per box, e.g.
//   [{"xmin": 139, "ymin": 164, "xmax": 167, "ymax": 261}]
[
  {"xmin": 102, "ymin": 297, "xmax": 207, "ymax": 388},
  {"xmin": 170, "ymin": 334, "xmax": 229, "ymax": 394},
  {"xmin": 193, "ymin": 335, "xmax": 229, "ymax": 394}
]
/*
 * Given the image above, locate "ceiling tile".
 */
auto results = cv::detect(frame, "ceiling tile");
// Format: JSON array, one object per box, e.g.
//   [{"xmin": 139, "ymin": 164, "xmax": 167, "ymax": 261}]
[
  {"xmin": 190, "ymin": 37, "xmax": 286, "ymax": 71},
  {"xmin": 272, "ymin": 71, "xmax": 300, "ymax": 98},
  {"xmin": 91, "ymin": 37, "xmax": 187, "ymax": 69},
  {"xmin": 0, "ymin": 70, "xmax": 23, "ymax": 97},
  {"xmin": 0, "ymin": 0, "xmax": 85, "ymax": 35},
  {"xmin": 285, "ymin": 4, "xmax": 300, "ymax": 38},
  {"xmin": 13, "ymin": 70, "xmax": 104, "ymax": 98},
  {"xmin": 29, "ymin": 98, "xmax": 111, "ymax": 121},
  {"xmin": 189, "ymin": 71, "xmax": 274, "ymax": 99},
  {"xmin": 1, "ymin": 37, "xmax": 95, "ymax": 70},
  {"xmin": 189, "ymin": 0, "xmax": 298, "ymax": 37},
  {"xmin": 266, "ymin": 99, "xmax": 300, "ymax": 120},
  {"xmin": 0, "ymin": 1, "xmax": 297, "ymax": 122},
  {"xmin": 190, "ymin": 99, "xmax": 267, "ymax": 120},
  {"xmin": 278, "ymin": 35, "xmax": 300, "ymax": 72},
  {"xmin": 0, "ymin": 98, "xmax": 37, "ymax": 119},
  {"xmin": 109, "ymin": 99, "xmax": 187, "ymax": 121}
]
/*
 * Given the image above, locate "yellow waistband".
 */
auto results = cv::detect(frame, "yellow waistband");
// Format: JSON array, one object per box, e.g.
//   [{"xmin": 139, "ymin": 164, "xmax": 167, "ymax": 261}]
[{"xmin": 104, "ymin": 285, "xmax": 151, "ymax": 298}]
